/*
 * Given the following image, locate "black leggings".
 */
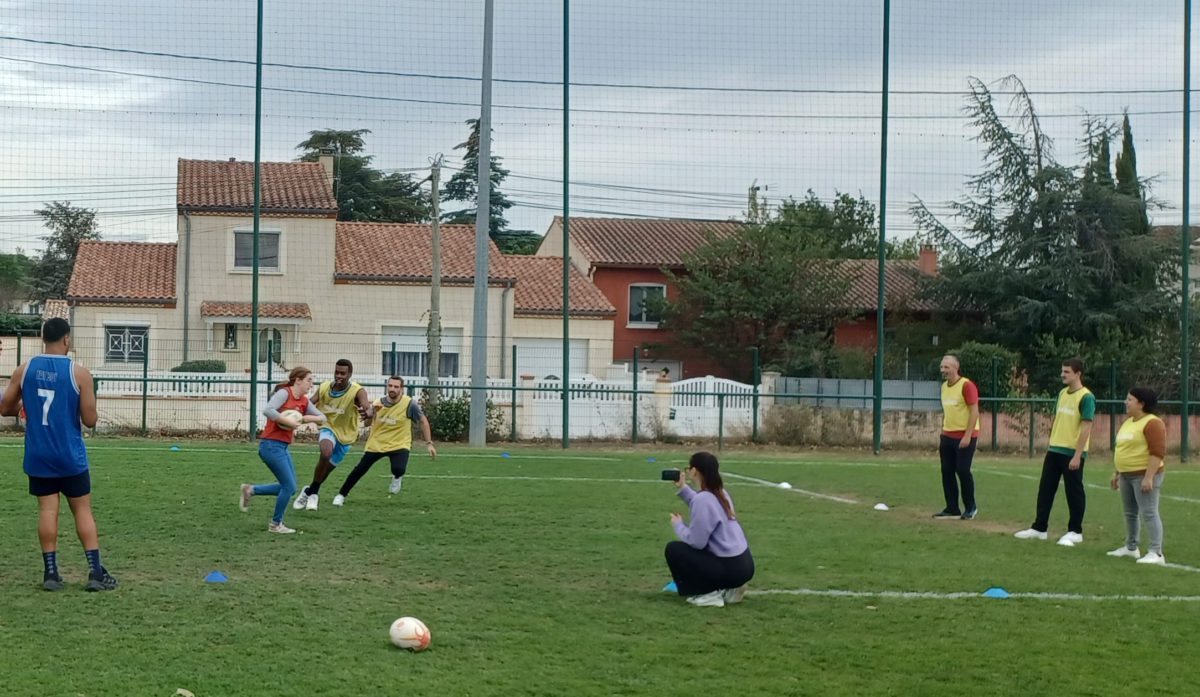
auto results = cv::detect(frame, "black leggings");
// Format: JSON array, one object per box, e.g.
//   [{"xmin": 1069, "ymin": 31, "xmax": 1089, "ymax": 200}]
[
  {"xmin": 664, "ymin": 542, "xmax": 755, "ymax": 596},
  {"xmin": 939, "ymin": 435, "xmax": 977, "ymax": 514},
  {"xmin": 338, "ymin": 450, "xmax": 410, "ymax": 497}
]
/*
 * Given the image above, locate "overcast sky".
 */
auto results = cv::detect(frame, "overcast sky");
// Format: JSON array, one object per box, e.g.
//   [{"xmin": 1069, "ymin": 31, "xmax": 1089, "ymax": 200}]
[{"xmin": 0, "ymin": 0, "xmax": 1197, "ymax": 254}]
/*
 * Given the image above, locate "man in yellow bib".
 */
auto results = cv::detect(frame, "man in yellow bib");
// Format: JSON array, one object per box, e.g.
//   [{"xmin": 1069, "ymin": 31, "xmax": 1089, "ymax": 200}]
[
  {"xmin": 1015, "ymin": 358, "xmax": 1095, "ymax": 546},
  {"xmin": 332, "ymin": 376, "xmax": 437, "ymax": 506},
  {"xmin": 293, "ymin": 359, "xmax": 371, "ymax": 511},
  {"xmin": 935, "ymin": 354, "xmax": 980, "ymax": 519}
]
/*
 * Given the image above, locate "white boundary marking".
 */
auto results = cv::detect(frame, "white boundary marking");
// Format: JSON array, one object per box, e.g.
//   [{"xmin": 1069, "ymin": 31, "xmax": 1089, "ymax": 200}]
[
  {"xmin": 985, "ymin": 469, "xmax": 1200, "ymax": 504},
  {"xmin": 749, "ymin": 587, "xmax": 1200, "ymax": 602},
  {"xmin": 723, "ymin": 472, "xmax": 858, "ymax": 504}
]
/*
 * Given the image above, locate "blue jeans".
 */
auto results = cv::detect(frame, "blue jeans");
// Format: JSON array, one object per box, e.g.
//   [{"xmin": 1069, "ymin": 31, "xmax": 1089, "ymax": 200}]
[{"xmin": 253, "ymin": 439, "xmax": 297, "ymax": 524}]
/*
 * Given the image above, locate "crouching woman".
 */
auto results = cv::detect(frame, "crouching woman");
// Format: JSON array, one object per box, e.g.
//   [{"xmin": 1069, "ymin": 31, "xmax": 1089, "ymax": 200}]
[{"xmin": 665, "ymin": 451, "xmax": 755, "ymax": 607}]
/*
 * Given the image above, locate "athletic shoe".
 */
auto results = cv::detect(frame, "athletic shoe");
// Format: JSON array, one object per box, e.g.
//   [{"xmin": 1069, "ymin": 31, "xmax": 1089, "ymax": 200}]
[
  {"xmin": 292, "ymin": 488, "xmax": 310, "ymax": 510},
  {"xmin": 685, "ymin": 591, "xmax": 725, "ymax": 607},
  {"xmin": 268, "ymin": 522, "xmax": 296, "ymax": 534},
  {"xmin": 389, "ymin": 476, "xmax": 404, "ymax": 495},
  {"xmin": 721, "ymin": 585, "xmax": 747, "ymax": 605},
  {"xmin": 42, "ymin": 573, "xmax": 64, "ymax": 592},
  {"xmin": 332, "ymin": 494, "xmax": 345, "ymax": 507},
  {"xmin": 239, "ymin": 484, "xmax": 252, "ymax": 512},
  {"xmin": 1057, "ymin": 532, "xmax": 1083, "ymax": 547},
  {"xmin": 932, "ymin": 509, "xmax": 961, "ymax": 519},
  {"xmin": 84, "ymin": 567, "xmax": 118, "ymax": 592},
  {"xmin": 1136, "ymin": 551, "xmax": 1166, "ymax": 565},
  {"xmin": 1107, "ymin": 546, "xmax": 1141, "ymax": 559},
  {"xmin": 960, "ymin": 508, "xmax": 978, "ymax": 520},
  {"xmin": 1014, "ymin": 528, "xmax": 1048, "ymax": 540},
  {"xmin": 305, "ymin": 494, "xmax": 319, "ymax": 511}
]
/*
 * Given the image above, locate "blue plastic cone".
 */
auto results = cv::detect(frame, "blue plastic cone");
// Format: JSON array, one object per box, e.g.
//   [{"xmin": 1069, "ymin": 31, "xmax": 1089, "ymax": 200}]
[
  {"xmin": 169, "ymin": 446, "xmax": 182, "ymax": 452},
  {"xmin": 647, "ymin": 457, "xmax": 657, "ymax": 463},
  {"xmin": 501, "ymin": 452, "xmax": 511, "ymax": 459},
  {"xmin": 205, "ymin": 571, "xmax": 228, "ymax": 583},
  {"xmin": 981, "ymin": 587, "xmax": 1009, "ymax": 599},
  {"xmin": 662, "ymin": 581, "xmax": 677, "ymax": 593}
]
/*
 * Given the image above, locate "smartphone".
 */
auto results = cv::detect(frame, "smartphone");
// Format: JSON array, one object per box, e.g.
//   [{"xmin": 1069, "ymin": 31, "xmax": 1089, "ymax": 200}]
[{"xmin": 661, "ymin": 469, "xmax": 680, "ymax": 482}]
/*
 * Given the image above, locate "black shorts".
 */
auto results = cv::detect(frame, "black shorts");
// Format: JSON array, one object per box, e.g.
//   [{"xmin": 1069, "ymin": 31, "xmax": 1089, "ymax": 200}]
[{"xmin": 28, "ymin": 471, "xmax": 92, "ymax": 498}]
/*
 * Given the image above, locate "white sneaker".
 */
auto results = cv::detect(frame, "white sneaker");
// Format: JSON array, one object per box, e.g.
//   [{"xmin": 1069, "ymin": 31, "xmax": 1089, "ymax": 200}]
[
  {"xmin": 721, "ymin": 585, "xmax": 747, "ymax": 605},
  {"xmin": 306, "ymin": 494, "xmax": 319, "ymax": 511},
  {"xmin": 292, "ymin": 488, "xmax": 309, "ymax": 510},
  {"xmin": 685, "ymin": 591, "xmax": 725, "ymax": 607},
  {"xmin": 1107, "ymin": 546, "xmax": 1141, "ymax": 559},
  {"xmin": 1136, "ymin": 551, "xmax": 1166, "ymax": 565},
  {"xmin": 1014, "ymin": 528, "xmax": 1048, "ymax": 540},
  {"xmin": 332, "ymin": 494, "xmax": 345, "ymax": 507},
  {"xmin": 268, "ymin": 522, "xmax": 296, "ymax": 534},
  {"xmin": 1057, "ymin": 532, "xmax": 1083, "ymax": 547},
  {"xmin": 239, "ymin": 484, "xmax": 252, "ymax": 512},
  {"xmin": 389, "ymin": 476, "xmax": 404, "ymax": 495}
]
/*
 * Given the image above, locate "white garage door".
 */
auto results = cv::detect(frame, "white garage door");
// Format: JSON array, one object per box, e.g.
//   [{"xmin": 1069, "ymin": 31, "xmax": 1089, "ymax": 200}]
[{"xmin": 514, "ymin": 338, "xmax": 587, "ymax": 379}]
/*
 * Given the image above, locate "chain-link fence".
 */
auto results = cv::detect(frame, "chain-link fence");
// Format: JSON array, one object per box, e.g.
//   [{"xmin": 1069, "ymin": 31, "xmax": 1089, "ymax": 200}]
[{"xmin": 3, "ymin": 2, "xmax": 1200, "ymax": 454}]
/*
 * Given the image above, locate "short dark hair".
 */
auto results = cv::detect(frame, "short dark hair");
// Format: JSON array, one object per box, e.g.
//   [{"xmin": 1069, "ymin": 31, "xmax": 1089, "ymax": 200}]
[
  {"xmin": 335, "ymin": 358, "xmax": 353, "ymax": 372},
  {"xmin": 42, "ymin": 318, "xmax": 71, "ymax": 344},
  {"xmin": 387, "ymin": 376, "xmax": 405, "ymax": 386},
  {"xmin": 1128, "ymin": 386, "xmax": 1158, "ymax": 414},
  {"xmin": 1062, "ymin": 357, "xmax": 1084, "ymax": 375}
]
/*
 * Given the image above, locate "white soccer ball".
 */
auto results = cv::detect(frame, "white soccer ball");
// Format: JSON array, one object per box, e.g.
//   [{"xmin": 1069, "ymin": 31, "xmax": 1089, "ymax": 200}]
[
  {"xmin": 278, "ymin": 409, "xmax": 303, "ymax": 430},
  {"xmin": 389, "ymin": 617, "xmax": 431, "ymax": 651}
]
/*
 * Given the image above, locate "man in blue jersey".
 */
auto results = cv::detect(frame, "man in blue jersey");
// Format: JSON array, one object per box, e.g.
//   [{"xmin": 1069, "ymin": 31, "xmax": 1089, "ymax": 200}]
[{"xmin": 1, "ymin": 318, "xmax": 117, "ymax": 592}]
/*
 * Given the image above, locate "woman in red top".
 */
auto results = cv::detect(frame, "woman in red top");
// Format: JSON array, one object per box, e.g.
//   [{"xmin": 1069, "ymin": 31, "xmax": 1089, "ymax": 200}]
[{"xmin": 239, "ymin": 367, "xmax": 326, "ymax": 533}]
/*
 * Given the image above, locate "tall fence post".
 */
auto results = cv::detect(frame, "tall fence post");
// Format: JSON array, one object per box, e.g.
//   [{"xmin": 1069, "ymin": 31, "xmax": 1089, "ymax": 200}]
[
  {"xmin": 632, "ymin": 346, "xmax": 639, "ymax": 444},
  {"xmin": 266, "ymin": 339, "xmax": 273, "ymax": 390},
  {"xmin": 140, "ymin": 341, "xmax": 149, "ymax": 435},
  {"xmin": 751, "ymin": 346, "xmax": 760, "ymax": 444},
  {"xmin": 390, "ymin": 341, "xmax": 398, "ymax": 377},
  {"xmin": 990, "ymin": 356, "xmax": 999, "ymax": 452},
  {"xmin": 510, "ymin": 345, "xmax": 517, "ymax": 442},
  {"xmin": 15, "ymin": 330, "xmax": 22, "ymax": 365},
  {"xmin": 1109, "ymin": 359, "xmax": 1119, "ymax": 450},
  {"xmin": 717, "ymin": 392, "xmax": 725, "ymax": 451},
  {"xmin": 1027, "ymin": 402, "xmax": 1035, "ymax": 459}
]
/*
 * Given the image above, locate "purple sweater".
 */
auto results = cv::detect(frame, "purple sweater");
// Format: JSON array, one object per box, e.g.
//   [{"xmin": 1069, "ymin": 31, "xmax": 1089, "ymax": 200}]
[{"xmin": 673, "ymin": 485, "xmax": 749, "ymax": 557}]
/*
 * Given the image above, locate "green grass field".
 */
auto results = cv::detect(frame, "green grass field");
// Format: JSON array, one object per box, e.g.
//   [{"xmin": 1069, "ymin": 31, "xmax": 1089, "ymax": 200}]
[{"xmin": 2, "ymin": 438, "xmax": 1199, "ymax": 696}]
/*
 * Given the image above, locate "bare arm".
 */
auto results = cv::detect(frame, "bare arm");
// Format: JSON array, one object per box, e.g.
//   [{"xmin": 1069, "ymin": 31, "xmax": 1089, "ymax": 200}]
[
  {"xmin": 419, "ymin": 414, "xmax": 437, "ymax": 458},
  {"xmin": 355, "ymin": 387, "xmax": 373, "ymax": 425},
  {"xmin": 0, "ymin": 363, "xmax": 25, "ymax": 416},
  {"xmin": 75, "ymin": 364, "xmax": 98, "ymax": 428}
]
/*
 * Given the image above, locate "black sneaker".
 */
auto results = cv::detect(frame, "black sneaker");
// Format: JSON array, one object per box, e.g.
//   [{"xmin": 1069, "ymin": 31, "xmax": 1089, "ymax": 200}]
[
  {"xmin": 84, "ymin": 567, "xmax": 118, "ymax": 592},
  {"xmin": 932, "ymin": 509, "xmax": 961, "ymax": 519},
  {"xmin": 961, "ymin": 508, "xmax": 978, "ymax": 520},
  {"xmin": 42, "ymin": 573, "xmax": 64, "ymax": 592}
]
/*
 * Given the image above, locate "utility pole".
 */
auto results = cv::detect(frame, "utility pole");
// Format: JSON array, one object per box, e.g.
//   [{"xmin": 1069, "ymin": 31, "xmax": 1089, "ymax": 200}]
[
  {"xmin": 428, "ymin": 156, "xmax": 443, "ymax": 408},
  {"xmin": 468, "ymin": 0, "xmax": 495, "ymax": 447}
]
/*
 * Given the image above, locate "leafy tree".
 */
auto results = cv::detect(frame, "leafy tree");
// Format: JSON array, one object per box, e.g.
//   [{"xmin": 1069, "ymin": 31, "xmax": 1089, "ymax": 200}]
[
  {"xmin": 0, "ymin": 251, "xmax": 32, "ymax": 310},
  {"xmin": 297, "ymin": 129, "xmax": 429, "ymax": 223},
  {"xmin": 912, "ymin": 76, "xmax": 1176, "ymax": 391},
  {"xmin": 492, "ymin": 230, "xmax": 542, "ymax": 255},
  {"xmin": 659, "ymin": 220, "xmax": 853, "ymax": 379},
  {"xmin": 763, "ymin": 190, "xmax": 918, "ymax": 259},
  {"xmin": 32, "ymin": 202, "xmax": 100, "ymax": 302},
  {"xmin": 442, "ymin": 119, "xmax": 514, "ymax": 242}
]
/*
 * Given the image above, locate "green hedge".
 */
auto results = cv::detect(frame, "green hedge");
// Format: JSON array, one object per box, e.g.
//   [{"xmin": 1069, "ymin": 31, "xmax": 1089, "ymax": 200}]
[{"xmin": 171, "ymin": 359, "xmax": 227, "ymax": 373}]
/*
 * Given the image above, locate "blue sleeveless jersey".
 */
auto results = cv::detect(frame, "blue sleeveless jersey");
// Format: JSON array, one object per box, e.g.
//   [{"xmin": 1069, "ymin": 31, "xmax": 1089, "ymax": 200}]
[{"xmin": 22, "ymin": 355, "xmax": 88, "ymax": 477}]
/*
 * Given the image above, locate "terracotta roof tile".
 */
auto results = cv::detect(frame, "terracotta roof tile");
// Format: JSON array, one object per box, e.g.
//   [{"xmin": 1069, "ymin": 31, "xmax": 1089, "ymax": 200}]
[
  {"xmin": 831, "ymin": 259, "xmax": 938, "ymax": 312},
  {"xmin": 67, "ymin": 241, "xmax": 176, "ymax": 304},
  {"xmin": 335, "ymin": 222, "xmax": 515, "ymax": 285},
  {"xmin": 42, "ymin": 299, "xmax": 70, "ymax": 321},
  {"xmin": 200, "ymin": 301, "xmax": 311, "ymax": 320},
  {"xmin": 178, "ymin": 159, "xmax": 337, "ymax": 215},
  {"xmin": 500, "ymin": 255, "xmax": 616, "ymax": 317},
  {"xmin": 555, "ymin": 216, "xmax": 743, "ymax": 268}
]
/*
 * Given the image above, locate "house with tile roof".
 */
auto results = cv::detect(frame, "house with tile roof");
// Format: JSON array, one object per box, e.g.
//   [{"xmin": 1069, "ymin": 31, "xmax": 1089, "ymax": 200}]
[
  {"xmin": 64, "ymin": 155, "xmax": 615, "ymax": 379},
  {"xmin": 537, "ymin": 216, "xmax": 942, "ymax": 379}
]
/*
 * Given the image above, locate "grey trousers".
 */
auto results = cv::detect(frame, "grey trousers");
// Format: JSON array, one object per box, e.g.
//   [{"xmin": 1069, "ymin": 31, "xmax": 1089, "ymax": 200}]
[{"xmin": 1118, "ymin": 472, "xmax": 1165, "ymax": 555}]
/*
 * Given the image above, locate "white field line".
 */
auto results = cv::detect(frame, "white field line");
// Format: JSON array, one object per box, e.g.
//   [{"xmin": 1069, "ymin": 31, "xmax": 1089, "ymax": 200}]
[
  {"xmin": 748, "ymin": 587, "xmax": 1200, "ymax": 602},
  {"xmin": 722, "ymin": 472, "xmax": 858, "ymax": 504},
  {"xmin": 983, "ymin": 469, "xmax": 1200, "ymax": 504}
]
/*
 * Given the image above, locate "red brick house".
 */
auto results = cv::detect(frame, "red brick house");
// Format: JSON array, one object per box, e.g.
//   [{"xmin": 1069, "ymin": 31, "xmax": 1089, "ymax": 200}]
[{"xmin": 537, "ymin": 216, "xmax": 942, "ymax": 380}]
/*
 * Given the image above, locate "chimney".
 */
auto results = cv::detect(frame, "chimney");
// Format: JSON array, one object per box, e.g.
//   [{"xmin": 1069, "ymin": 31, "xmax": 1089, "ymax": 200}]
[
  {"xmin": 317, "ymin": 147, "xmax": 336, "ymax": 189},
  {"xmin": 918, "ymin": 244, "xmax": 938, "ymax": 276}
]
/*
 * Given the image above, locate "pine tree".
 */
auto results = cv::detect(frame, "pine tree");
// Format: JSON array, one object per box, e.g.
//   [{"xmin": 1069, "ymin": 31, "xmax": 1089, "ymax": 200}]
[
  {"xmin": 296, "ymin": 129, "xmax": 429, "ymax": 223},
  {"xmin": 442, "ymin": 119, "xmax": 513, "ymax": 237}
]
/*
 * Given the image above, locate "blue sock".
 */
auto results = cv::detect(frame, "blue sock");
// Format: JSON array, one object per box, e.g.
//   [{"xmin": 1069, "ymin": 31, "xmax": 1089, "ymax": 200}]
[
  {"xmin": 42, "ymin": 551, "xmax": 58, "ymax": 577},
  {"xmin": 84, "ymin": 549, "xmax": 102, "ymax": 576}
]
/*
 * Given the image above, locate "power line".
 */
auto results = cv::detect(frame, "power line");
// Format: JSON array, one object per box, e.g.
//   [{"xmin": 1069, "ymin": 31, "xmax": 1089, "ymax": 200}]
[{"xmin": 0, "ymin": 35, "xmax": 1180, "ymax": 97}]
